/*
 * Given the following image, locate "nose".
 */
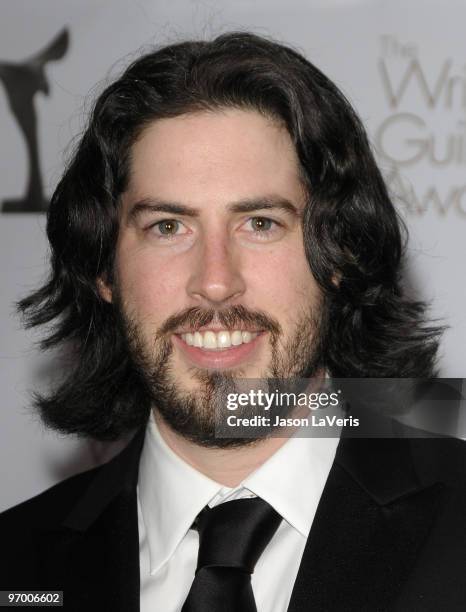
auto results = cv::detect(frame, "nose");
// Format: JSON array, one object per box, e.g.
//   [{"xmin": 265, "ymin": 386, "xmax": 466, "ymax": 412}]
[{"xmin": 186, "ymin": 232, "xmax": 246, "ymax": 306}]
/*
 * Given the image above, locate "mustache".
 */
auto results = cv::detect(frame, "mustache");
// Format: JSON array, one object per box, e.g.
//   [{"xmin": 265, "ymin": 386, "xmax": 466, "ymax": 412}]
[{"xmin": 158, "ymin": 305, "xmax": 282, "ymax": 337}]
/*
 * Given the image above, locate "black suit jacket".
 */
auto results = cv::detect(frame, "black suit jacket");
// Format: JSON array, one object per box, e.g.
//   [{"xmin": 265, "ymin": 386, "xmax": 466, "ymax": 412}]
[{"xmin": 1, "ymin": 426, "xmax": 466, "ymax": 611}]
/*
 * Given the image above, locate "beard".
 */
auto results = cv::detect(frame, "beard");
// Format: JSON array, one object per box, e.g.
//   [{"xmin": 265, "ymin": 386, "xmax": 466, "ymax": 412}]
[{"xmin": 115, "ymin": 292, "xmax": 325, "ymax": 448}]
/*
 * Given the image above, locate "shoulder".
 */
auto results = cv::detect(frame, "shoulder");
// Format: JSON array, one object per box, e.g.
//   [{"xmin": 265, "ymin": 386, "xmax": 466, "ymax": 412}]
[
  {"xmin": 0, "ymin": 463, "xmax": 105, "ymax": 589},
  {"xmin": 410, "ymin": 435, "xmax": 466, "ymax": 485},
  {"xmin": 0, "ymin": 429, "xmax": 144, "ymax": 532},
  {"xmin": 0, "ymin": 463, "xmax": 102, "ymax": 531},
  {"xmin": 0, "ymin": 430, "xmax": 144, "ymax": 590}
]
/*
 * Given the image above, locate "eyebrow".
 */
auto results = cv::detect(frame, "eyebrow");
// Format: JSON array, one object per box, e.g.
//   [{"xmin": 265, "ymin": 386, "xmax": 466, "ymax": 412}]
[{"xmin": 126, "ymin": 196, "xmax": 302, "ymax": 223}]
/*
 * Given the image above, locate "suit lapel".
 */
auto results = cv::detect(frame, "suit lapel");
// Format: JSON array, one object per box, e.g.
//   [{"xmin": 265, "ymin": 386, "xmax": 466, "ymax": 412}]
[
  {"xmin": 288, "ymin": 436, "xmax": 445, "ymax": 612},
  {"xmin": 35, "ymin": 428, "xmax": 145, "ymax": 612}
]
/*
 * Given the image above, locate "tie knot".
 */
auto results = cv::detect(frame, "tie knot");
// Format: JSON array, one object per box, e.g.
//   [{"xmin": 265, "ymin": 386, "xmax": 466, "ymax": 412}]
[{"xmin": 193, "ymin": 497, "xmax": 282, "ymax": 574}]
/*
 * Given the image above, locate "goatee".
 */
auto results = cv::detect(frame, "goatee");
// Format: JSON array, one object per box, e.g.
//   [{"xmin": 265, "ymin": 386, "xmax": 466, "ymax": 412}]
[{"xmin": 115, "ymin": 296, "xmax": 325, "ymax": 448}]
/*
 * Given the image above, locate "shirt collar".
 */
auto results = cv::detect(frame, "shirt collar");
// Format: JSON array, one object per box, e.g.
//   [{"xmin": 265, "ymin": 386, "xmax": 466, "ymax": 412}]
[
  {"xmin": 138, "ymin": 414, "xmax": 222, "ymax": 574},
  {"xmin": 242, "ymin": 433, "xmax": 339, "ymax": 537},
  {"xmin": 138, "ymin": 412, "xmax": 339, "ymax": 574}
]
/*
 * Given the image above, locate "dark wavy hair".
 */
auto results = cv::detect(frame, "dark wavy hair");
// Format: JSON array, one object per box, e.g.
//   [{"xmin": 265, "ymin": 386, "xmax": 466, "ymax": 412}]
[{"xmin": 19, "ymin": 32, "xmax": 444, "ymax": 440}]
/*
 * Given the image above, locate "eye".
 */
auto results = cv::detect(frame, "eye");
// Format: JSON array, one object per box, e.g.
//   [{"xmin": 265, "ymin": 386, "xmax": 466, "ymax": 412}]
[
  {"xmin": 242, "ymin": 216, "xmax": 283, "ymax": 236},
  {"xmin": 239, "ymin": 216, "xmax": 285, "ymax": 242},
  {"xmin": 151, "ymin": 219, "xmax": 188, "ymax": 237},
  {"xmin": 249, "ymin": 217, "xmax": 274, "ymax": 232}
]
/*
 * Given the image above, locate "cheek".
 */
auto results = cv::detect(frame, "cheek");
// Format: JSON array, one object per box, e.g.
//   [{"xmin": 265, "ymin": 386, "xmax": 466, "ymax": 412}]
[
  {"xmin": 245, "ymin": 244, "xmax": 318, "ymax": 318},
  {"xmin": 115, "ymin": 246, "xmax": 187, "ymax": 321}
]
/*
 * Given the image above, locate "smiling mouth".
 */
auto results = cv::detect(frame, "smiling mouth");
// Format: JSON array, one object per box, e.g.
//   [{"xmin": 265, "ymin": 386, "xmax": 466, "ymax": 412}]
[{"xmin": 177, "ymin": 329, "xmax": 261, "ymax": 351}]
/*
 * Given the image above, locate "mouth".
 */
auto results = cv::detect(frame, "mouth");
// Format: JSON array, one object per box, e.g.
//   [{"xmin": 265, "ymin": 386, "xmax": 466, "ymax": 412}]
[
  {"xmin": 173, "ymin": 328, "xmax": 266, "ymax": 369},
  {"xmin": 178, "ymin": 328, "xmax": 260, "ymax": 350}
]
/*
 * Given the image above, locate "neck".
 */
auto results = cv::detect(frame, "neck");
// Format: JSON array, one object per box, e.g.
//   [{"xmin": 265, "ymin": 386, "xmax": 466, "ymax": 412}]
[{"xmin": 154, "ymin": 411, "xmax": 290, "ymax": 487}]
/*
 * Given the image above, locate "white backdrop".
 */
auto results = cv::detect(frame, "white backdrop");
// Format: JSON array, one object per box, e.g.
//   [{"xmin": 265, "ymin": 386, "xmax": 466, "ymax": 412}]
[{"xmin": 1, "ymin": 0, "xmax": 465, "ymax": 512}]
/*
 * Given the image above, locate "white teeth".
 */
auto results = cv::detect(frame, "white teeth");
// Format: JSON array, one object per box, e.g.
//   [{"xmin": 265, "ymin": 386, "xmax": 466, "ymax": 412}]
[
  {"xmin": 231, "ymin": 330, "xmax": 243, "ymax": 346},
  {"xmin": 217, "ymin": 331, "xmax": 231, "ymax": 348},
  {"xmin": 203, "ymin": 331, "xmax": 217, "ymax": 349},
  {"xmin": 242, "ymin": 331, "xmax": 252, "ymax": 343},
  {"xmin": 180, "ymin": 330, "xmax": 259, "ymax": 350}
]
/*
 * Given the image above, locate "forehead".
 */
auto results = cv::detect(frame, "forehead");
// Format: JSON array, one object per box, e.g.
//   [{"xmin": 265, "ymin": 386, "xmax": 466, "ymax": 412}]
[{"xmin": 124, "ymin": 108, "xmax": 305, "ymax": 210}]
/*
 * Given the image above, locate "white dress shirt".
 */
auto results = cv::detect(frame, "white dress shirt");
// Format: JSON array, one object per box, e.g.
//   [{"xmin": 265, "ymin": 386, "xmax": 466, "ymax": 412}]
[{"xmin": 138, "ymin": 413, "xmax": 340, "ymax": 612}]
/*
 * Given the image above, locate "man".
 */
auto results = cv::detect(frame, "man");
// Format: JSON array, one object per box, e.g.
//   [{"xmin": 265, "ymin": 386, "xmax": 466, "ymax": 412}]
[{"xmin": 1, "ymin": 32, "xmax": 465, "ymax": 611}]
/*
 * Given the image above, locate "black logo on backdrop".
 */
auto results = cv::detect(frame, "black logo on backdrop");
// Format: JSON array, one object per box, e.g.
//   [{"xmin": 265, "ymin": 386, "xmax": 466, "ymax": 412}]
[{"xmin": 0, "ymin": 28, "xmax": 69, "ymax": 213}]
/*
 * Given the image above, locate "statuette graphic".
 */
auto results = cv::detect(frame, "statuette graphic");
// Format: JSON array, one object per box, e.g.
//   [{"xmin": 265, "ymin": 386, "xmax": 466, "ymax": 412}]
[{"xmin": 0, "ymin": 28, "xmax": 69, "ymax": 213}]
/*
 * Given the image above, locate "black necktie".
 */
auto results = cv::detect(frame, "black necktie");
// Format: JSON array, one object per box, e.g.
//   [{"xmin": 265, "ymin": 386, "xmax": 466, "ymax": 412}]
[{"xmin": 181, "ymin": 497, "xmax": 282, "ymax": 612}]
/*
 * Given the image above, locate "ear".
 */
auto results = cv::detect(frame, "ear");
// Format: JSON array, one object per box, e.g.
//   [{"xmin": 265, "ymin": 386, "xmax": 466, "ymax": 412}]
[
  {"xmin": 97, "ymin": 276, "xmax": 113, "ymax": 303},
  {"xmin": 331, "ymin": 272, "xmax": 341, "ymax": 287}
]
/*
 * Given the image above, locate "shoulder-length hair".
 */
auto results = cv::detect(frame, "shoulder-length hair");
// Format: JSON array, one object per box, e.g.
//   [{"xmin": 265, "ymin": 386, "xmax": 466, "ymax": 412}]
[{"xmin": 19, "ymin": 32, "xmax": 443, "ymax": 439}]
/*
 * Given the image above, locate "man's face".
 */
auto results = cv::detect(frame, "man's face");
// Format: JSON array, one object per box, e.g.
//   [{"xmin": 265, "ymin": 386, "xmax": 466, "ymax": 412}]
[{"xmin": 104, "ymin": 108, "xmax": 323, "ymax": 445}]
